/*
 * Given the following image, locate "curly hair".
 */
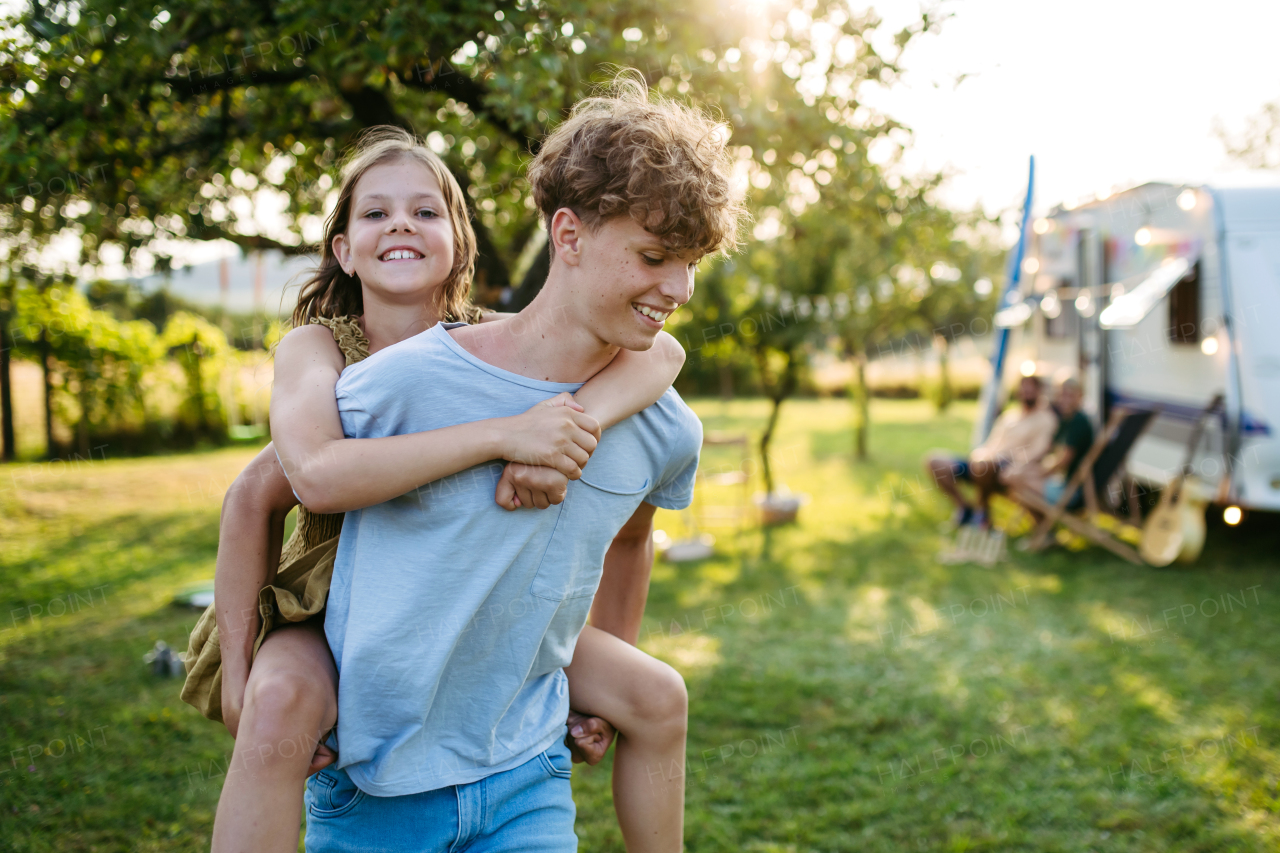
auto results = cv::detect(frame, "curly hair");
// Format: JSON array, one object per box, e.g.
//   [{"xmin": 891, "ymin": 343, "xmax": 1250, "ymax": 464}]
[
  {"xmin": 527, "ymin": 72, "xmax": 745, "ymax": 258},
  {"xmin": 291, "ymin": 126, "xmax": 483, "ymax": 328}
]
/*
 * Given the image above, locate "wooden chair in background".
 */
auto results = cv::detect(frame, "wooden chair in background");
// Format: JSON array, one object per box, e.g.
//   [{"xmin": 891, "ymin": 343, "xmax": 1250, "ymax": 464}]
[{"xmin": 1009, "ymin": 407, "xmax": 1157, "ymax": 564}]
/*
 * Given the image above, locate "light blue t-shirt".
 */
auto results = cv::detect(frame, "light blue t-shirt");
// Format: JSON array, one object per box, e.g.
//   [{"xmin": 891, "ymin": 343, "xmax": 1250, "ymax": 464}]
[{"xmin": 326, "ymin": 323, "xmax": 701, "ymax": 796}]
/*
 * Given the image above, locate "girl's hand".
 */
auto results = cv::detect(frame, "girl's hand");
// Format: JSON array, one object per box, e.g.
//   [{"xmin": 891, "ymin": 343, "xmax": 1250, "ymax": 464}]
[
  {"xmin": 495, "ymin": 463, "xmax": 571, "ymax": 510},
  {"xmin": 221, "ymin": 671, "xmax": 248, "ymax": 739},
  {"xmin": 501, "ymin": 393, "xmax": 601, "ymax": 479},
  {"xmin": 565, "ymin": 710, "xmax": 617, "ymax": 765},
  {"xmin": 307, "ymin": 742, "xmax": 338, "ymax": 776}
]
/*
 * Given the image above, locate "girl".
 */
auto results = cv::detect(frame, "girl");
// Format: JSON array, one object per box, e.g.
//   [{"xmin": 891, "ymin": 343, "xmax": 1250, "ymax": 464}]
[{"xmin": 182, "ymin": 126, "xmax": 689, "ymax": 853}]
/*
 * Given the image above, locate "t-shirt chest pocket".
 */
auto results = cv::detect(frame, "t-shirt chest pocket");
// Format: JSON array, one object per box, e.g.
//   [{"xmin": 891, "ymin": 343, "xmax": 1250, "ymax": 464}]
[{"xmin": 529, "ymin": 470, "xmax": 650, "ymax": 602}]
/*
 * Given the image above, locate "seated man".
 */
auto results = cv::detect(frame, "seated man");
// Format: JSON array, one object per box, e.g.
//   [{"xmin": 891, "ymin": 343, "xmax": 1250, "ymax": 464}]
[
  {"xmin": 1035, "ymin": 376, "xmax": 1094, "ymax": 506},
  {"xmin": 926, "ymin": 374, "xmax": 1058, "ymax": 528}
]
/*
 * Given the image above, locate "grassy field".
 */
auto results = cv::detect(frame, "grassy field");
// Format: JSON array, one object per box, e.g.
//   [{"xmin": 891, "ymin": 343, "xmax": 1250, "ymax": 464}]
[{"xmin": 2, "ymin": 398, "xmax": 1278, "ymax": 852}]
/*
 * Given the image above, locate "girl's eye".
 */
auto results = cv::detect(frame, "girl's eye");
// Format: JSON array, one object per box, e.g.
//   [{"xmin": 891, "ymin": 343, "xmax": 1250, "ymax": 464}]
[
  {"xmin": 417, "ymin": 208, "xmax": 439, "ymax": 218},
  {"xmin": 365, "ymin": 210, "xmax": 385, "ymax": 219}
]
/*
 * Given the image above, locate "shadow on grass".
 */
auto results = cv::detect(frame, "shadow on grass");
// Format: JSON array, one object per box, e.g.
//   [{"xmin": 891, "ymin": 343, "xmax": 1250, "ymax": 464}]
[
  {"xmin": 1, "ymin": 510, "xmax": 219, "ymax": 624},
  {"xmin": 606, "ymin": 498, "xmax": 1280, "ymax": 852}
]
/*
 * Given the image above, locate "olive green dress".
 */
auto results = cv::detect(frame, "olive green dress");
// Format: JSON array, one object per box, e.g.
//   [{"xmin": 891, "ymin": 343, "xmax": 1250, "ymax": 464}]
[{"xmin": 180, "ymin": 316, "xmax": 371, "ymax": 723}]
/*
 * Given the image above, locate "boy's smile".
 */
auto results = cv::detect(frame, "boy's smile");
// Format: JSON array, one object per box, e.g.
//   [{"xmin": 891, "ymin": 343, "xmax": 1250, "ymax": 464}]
[{"xmin": 631, "ymin": 302, "xmax": 671, "ymax": 326}]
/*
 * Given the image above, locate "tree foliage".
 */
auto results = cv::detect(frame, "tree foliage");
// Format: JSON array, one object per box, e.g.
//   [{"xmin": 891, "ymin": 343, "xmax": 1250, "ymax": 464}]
[
  {"xmin": 159, "ymin": 309, "xmax": 231, "ymax": 436},
  {"xmin": 0, "ymin": 0, "xmax": 943, "ymax": 294},
  {"xmin": 0, "ymin": 0, "xmax": 991, "ymax": 466},
  {"xmin": 1219, "ymin": 100, "xmax": 1280, "ymax": 170},
  {"xmin": 676, "ymin": 141, "xmax": 1000, "ymax": 479}
]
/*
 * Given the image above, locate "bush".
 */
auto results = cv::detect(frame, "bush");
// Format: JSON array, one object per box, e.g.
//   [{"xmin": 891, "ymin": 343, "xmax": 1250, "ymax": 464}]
[{"xmin": 12, "ymin": 285, "xmax": 162, "ymax": 455}]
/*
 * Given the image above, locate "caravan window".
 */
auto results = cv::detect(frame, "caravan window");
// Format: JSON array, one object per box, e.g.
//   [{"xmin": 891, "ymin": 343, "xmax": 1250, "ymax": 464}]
[{"xmin": 1167, "ymin": 260, "xmax": 1200, "ymax": 344}]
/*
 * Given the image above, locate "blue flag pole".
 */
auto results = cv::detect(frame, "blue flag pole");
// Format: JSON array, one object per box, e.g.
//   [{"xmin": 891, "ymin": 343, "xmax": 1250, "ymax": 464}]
[{"xmin": 973, "ymin": 155, "xmax": 1035, "ymax": 448}]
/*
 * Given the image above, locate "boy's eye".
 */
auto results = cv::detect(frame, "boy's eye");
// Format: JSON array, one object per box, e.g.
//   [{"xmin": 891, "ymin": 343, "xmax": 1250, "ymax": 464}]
[{"xmin": 642, "ymin": 254, "xmax": 664, "ymax": 266}]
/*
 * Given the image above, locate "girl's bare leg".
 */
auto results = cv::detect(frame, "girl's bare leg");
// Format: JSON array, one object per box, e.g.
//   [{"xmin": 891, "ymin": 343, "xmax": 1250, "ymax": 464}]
[
  {"xmin": 565, "ymin": 625, "xmax": 687, "ymax": 853},
  {"xmin": 211, "ymin": 621, "xmax": 337, "ymax": 853}
]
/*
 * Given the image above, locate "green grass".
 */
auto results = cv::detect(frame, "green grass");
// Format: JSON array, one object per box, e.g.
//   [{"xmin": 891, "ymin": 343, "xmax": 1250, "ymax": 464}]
[{"xmin": 2, "ymin": 399, "xmax": 1278, "ymax": 851}]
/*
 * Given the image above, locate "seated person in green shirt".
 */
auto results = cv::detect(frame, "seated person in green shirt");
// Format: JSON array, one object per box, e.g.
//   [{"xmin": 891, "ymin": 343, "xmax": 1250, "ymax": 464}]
[{"xmin": 1013, "ymin": 376, "xmax": 1093, "ymax": 506}]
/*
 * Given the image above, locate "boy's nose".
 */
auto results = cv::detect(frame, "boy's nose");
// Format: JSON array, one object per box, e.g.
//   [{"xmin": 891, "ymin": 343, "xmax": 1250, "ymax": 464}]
[{"xmin": 657, "ymin": 266, "xmax": 695, "ymax": 307}]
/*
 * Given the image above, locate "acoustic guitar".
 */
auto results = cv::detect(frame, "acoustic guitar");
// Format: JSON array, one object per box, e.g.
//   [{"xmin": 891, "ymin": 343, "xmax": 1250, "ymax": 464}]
[{"xmin": 1139, "ymin": 395, "xmax": 1224, "ymax": 566}]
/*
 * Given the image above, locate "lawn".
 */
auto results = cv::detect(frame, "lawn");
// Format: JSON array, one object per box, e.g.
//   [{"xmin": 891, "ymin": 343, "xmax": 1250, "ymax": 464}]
[{"xmin": 2, "ymin": 398, "xmax": 1278, "ymax": 852}]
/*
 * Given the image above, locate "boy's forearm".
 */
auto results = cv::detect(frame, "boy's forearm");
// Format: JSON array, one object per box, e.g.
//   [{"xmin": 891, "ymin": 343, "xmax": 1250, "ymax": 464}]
[
  {"xmin": 589, "ymin": 503, "xmax": 658, "ymax": 645},
  {"xmin": 574, "ymin": 332, "xmax": 685, "ymax": 430},
  {"xmin": 214, "ymin": 454, "xmax": 295, "ymax": 676},
  {"xmin": 215, "ymin": 505, "xmax": 286, "ymax": 671}
]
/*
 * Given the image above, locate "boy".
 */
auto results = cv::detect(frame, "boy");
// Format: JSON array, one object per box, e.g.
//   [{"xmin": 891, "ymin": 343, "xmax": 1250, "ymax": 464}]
[{"xmin": 306, "ymin": 78, "xmax": 743, "ymax": 852}]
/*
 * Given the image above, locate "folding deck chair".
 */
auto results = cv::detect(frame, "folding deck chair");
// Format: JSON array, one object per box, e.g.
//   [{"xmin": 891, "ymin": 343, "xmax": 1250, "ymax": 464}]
[{"xmin": 1010, "ymin": 407, "xmax": 1157, "ymax": 564}]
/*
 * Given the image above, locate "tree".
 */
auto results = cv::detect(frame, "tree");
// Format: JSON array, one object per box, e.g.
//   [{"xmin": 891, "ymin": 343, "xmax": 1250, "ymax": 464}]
[
  {"xmin": 0, "ymin": 0, "xmax": 945, "ymax": 455},
  {"xmin": 0, "ymin": 0, "xmax": 941, "ymax": 279},
  {"xmin": 690, "ymin": 159, "xmax": 900, "ymax": 489},
  {"xmin": 159, "ymin": 310, "xmax": 231, "ymax": 439},
  {"xmin": 1219, "ymin": 100, "xmax": 1280, "ymax": 170},
  {"xmin": 11, "ymin": 281, "xmax": 160, "ymax": 456},
  {"xmin": 0, "ymin": 273, "xmax": 16, "ymax": 459},
  {"xmin": 892, "ymin": 205, "xmax": 1002, "ymax": 413}
]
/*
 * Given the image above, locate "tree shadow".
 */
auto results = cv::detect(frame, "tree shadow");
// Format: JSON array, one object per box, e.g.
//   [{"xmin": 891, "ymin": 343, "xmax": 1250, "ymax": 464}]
[
  {"xmin": 1, "ymin": 510, "xmax": 218, "ymax": 627},
  {"xmin": 641, "ymin": 488, "xmax": 1279, "ymax": 850}
]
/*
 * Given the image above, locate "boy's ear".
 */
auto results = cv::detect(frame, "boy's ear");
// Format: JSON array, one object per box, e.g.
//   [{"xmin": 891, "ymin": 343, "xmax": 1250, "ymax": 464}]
[
  {"xmin": 549, "ymin": 208, "xmax": 584, "ymax": 267},
  {"xmin": 332, "ymin": 233, "xmax": 353, "ymax": 275}
]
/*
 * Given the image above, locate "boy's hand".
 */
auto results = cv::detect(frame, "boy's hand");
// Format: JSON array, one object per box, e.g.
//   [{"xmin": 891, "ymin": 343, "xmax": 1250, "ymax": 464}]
[
  {"xmin": 565, "ymin": 711, "xmax": 617, "ymax": 765},
  {"xmin": 307, "ymin": 742, "xmax": 338, "ymax": 776},
  {"xmin": 502, "ymin": 393, "xmax": 600, "ymax": 480},
  {"xmin": 495, "ymin": 463, "xmax": 571, "ymax": 510}
]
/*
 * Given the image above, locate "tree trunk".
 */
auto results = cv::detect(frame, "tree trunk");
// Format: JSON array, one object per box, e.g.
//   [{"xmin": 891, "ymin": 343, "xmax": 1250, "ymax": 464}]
[
  {"xmin": 189, "ymin": 337, "xmax": 206, "ymax": 434},
  {"xmin": 754, "ymin": 347, "xmax": 798, "ymax": 495},
  {"xmin": 470, "ymin": 207, "xmax": 511, "ymax": 303},
  {"xmin": 852, "ymin": 351, "xmax": 869, "ymax": 461},
  {"xmin": 77, "ymin": 381, "xmax": 91, "ymax": 459},
  {"xmin": 506, "ymin": 242, "xmax": 551, "ymax": 312},
  {"xmin": 934, "ymin": 334, "xmax": 953, "ymax": 413},
  {"xmin": 759, "ymin": 395, "xmax": 784, "ymax": 496},
  {"xmin": 448, "ymin": 167, "xmax": 511, "ymax": 308},
  {"xmin": 718, "ymin": 361, "xmax": 734, "ymax": 400},
  {"xmin": 0, "ymin": 316, "xmax": 14, "ymax": 461},
  {"xmin": 39, "ymin": 327, "xmax": 54, "ymax": 459}
]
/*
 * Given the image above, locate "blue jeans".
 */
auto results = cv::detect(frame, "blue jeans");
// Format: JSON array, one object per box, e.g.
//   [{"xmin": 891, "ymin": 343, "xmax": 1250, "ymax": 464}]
[{"xmin": 303, "ymin": 737, "xmax": 577, "ymax": 853}]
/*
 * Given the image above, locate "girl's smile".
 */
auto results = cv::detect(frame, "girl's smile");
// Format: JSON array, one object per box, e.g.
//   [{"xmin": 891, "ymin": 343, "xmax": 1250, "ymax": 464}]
[{"xmin": 331, "ymin": 157, "xmax": 456, "ymax": 307}]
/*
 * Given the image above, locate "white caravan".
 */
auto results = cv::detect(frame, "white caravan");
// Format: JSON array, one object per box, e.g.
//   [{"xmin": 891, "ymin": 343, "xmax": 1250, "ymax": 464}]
[{"xmin": 996, "ymin": 177, "xmax": 1280, "ymax": 513}]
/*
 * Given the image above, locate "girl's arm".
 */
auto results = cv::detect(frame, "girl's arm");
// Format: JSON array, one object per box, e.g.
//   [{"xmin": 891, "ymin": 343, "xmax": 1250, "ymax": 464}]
[
  {"xmin": 494, "ymin": 332, "xmax": 686, "ymax": 509},
  {"xmin": 481, "ymin": 316, "xmax": 685, "ymax": 424},
  {"xmin": 216, "ymin": 444, "xmax": 298, "ymax": 737},
  {"xmin": 269, "ymin": 324, "xmax": 600, "ymax": 514},
  {"xmin": 575, "ymin": 331, "xmax": 685, "ymax": 428}
]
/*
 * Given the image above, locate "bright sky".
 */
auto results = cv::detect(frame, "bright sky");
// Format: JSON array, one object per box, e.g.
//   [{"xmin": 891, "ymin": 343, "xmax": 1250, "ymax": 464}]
[{"xmin": 862, "ymin": 0, "xmax": 1280, "ymax": 218}]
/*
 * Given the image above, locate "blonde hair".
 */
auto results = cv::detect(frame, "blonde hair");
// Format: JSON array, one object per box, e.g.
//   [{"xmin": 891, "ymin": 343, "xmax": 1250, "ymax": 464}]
[
  {"xmin": 291, "ymin": 126, "xmax": 482, "ymax": 328},
  {"xmin": 527, "ymin": 71, "xmax": 744, "ymax": 258}
]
